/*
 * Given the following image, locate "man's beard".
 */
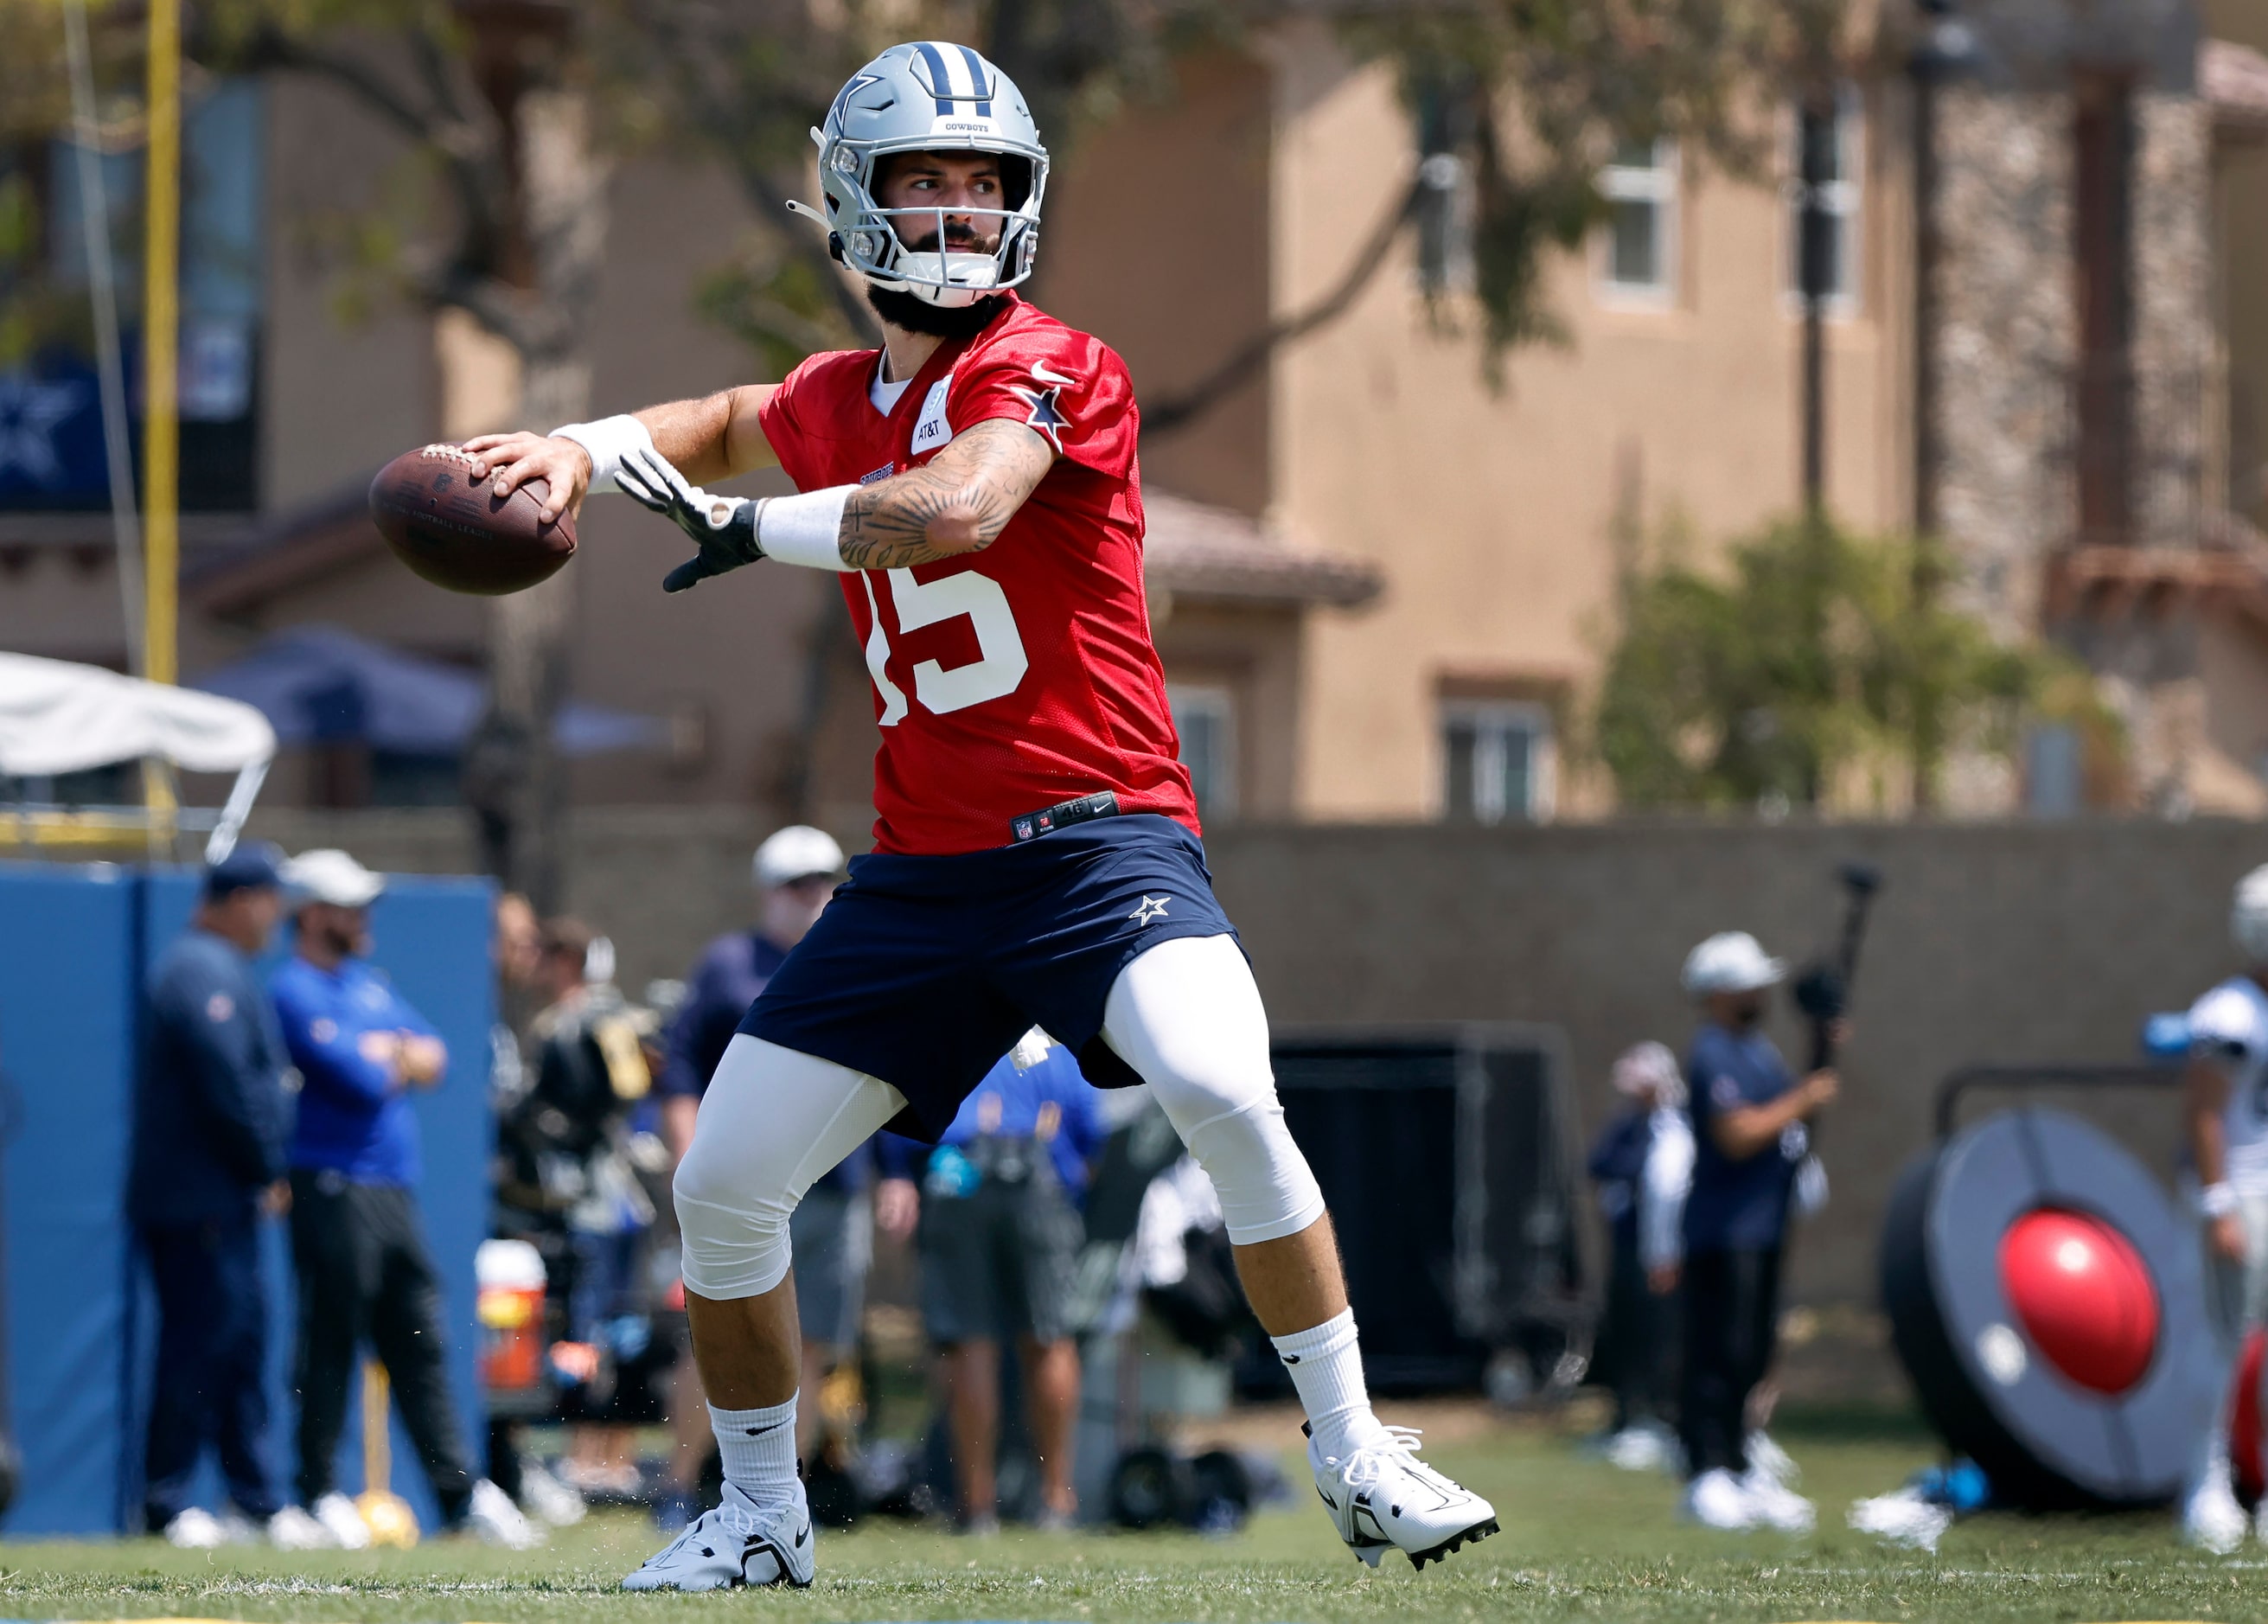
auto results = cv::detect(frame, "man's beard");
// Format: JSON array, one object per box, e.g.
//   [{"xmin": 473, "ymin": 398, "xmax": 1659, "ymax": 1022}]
[
  {"xmin": 866, "ymin": 284, "xmax": 1006, "ymax": 339},
  {"xmin": 312, "ymin": 916, "xmax": 365, "ymax": 959}
]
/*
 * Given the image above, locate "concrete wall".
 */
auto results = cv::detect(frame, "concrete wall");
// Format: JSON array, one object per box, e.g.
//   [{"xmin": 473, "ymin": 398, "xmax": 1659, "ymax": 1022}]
[{"xmin": 231, "ymin": 807, "xmax": 2265, "ymax": 1310}]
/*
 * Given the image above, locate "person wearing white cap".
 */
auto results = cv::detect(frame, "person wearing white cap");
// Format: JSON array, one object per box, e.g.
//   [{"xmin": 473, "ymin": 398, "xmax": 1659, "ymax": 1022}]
[
  {"xmin": 2175, "ymin": 864, "xmax": 2268, "ymax": 1552},
  {"xmin": 1675, "ymin": 931, "xmax": 1838, "ymax": 1534},
  {"xmin": 268, "ymin": 848, "xmax": 538, "ymax": 1551},
  {"xmin": 1583, "ymin": 1041, "xmax": 1692, "ymax": 1473},
  {"xmin": 651, "ymin": 827, "xmax": 858, "ymax": 1531}
]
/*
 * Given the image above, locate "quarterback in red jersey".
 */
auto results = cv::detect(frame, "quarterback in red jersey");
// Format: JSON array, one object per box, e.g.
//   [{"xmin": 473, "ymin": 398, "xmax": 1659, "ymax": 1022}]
[
  {"xmin": 757, "ymin": 293, "xmax": 1192, "ymax": 854},
  {"xmin": 469, "ymin": 40, "xmax": 1494, "ymax": 1589}
]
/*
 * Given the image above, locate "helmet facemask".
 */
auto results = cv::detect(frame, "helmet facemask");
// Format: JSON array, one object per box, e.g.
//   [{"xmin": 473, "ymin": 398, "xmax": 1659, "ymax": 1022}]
[{"xmin": 822, "ymin": 142, "xmax": 1045, "ymax": 307}]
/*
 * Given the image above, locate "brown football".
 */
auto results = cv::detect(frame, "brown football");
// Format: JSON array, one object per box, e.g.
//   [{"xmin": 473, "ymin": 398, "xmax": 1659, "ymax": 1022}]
[{"xmin": 368, "ymin": 443, "xmax": 577, "ymax": 596}]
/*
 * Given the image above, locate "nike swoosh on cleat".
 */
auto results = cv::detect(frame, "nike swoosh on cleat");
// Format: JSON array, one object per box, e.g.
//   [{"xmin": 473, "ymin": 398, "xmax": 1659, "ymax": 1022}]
[{"xmin": 794, "ymin": 1524, "xmax": 809, "ymax": 1548}]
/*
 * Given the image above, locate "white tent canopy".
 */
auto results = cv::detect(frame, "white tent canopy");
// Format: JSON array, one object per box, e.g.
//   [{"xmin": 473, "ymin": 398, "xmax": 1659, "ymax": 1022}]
[
  {"xmin": 0, "ymin": 653, "xmax": 274, "ymax": 776},
  {"xmin": 0, "ymin": 653, "xmax": 276, "ymax": 860}
]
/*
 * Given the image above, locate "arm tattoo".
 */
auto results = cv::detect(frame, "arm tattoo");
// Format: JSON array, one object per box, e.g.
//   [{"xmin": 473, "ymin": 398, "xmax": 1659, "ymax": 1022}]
[{"xmin": 839, "ymin": 419, "xmax": 1056, "ymax": 570}]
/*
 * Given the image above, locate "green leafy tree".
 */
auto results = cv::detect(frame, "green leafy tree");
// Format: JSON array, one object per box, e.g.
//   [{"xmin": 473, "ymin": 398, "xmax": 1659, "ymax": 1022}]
[
  {"xmin": 45, "ymin": 0, "xmax": 1852, "ymax": 873},
  {"xmin": 1262, "ymin": 0, "xmax": 1852, "ymax": 397},
  {"xmin": 599, "ymin": 0, "xmax": 1854, "ymax": 422},
  {"xmin": 1596, "ymin": 518, "xmax": 2105, "ymax": 814}
]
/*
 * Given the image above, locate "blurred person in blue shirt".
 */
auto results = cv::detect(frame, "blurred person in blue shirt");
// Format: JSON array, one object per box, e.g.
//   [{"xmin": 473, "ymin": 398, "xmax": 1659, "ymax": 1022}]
[
  {"xmin": 271, "ymin": 848, "xmax": 534, "ymax": 1550},
  {"xmin": 651, "ymin": 826, "xmax": 870, "ymax": 1531},
  {"xmin": 875, "ymin": 1032, "xmax": 1104, "ymax": 1531},
  {"xmin": 131, "ymin": 844, "xmax": 329, "ymax": 1550},
  {"xmin": 1677, "ymin": 932, "xmax": 1839, "ymax": 1535}
]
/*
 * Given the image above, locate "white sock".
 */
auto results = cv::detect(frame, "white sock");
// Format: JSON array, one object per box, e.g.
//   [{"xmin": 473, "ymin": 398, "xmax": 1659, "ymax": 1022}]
[
  {"xmin": 1273, "ymin": 1309, "xmax": 1383, "ymax": 1460},
  {"xmin": 710, "ymin": 1397, "xmax": 798, "ymax": 1508}
]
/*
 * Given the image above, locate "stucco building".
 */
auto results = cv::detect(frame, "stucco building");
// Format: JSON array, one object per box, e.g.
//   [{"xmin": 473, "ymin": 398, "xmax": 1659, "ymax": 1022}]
[{"xmin": 10, "ymin": 0, "xmax": 2268, "ymax": 835}]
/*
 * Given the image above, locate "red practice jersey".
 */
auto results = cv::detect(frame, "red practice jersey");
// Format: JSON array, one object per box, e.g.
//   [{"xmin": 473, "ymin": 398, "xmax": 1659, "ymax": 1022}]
[{"xmin": 757, "ymin": 295, "xmax": 1198, "ymax": 855}]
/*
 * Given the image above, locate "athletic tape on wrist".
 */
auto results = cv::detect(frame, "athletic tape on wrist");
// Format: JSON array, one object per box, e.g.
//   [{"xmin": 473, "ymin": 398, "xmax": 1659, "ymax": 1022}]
[
  {"xmin": 550, "ymin": 414, "xmax": 654, "ymax": 496},
  {"xmin": 2201, "ymin": 1181, "xmax": 2241, "ymax": 1218},
  {"xmin": 756, "ymin": 485, "xmax": 855, "ymax": 572}
]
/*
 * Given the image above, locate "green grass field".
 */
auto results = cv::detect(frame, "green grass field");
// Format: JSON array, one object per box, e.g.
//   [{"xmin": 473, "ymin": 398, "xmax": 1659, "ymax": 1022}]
[{"xmin": 0, "ymin": 1411, "xmax": 2252, "ymax": 1624}]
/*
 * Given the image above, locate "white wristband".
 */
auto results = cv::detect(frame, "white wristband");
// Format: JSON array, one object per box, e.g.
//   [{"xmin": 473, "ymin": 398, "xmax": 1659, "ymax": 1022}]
[
  {"xmin": 550, "ymin": 414, "xmax": 655, "ymax": 495},
  {"xmin": 2201, "ymin": 1181, "xmax": 2241, "ymax": 1218},
  {"xmin": 755, "ymin": 485, "xmax": 855, "ymax": 572}
]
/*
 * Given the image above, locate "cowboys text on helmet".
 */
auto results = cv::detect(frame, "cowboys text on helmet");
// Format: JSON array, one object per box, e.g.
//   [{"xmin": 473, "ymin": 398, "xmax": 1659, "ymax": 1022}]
[{"xmin": 793, "ymin": 43, "xmax": 1049, "ymax": 309}]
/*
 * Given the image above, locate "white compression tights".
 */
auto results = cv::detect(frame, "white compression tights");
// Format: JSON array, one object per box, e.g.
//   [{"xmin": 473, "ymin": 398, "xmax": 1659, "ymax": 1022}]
[{"xmin": 674, "ymin": 932, "xmax": 1326, "ymax": 1301}]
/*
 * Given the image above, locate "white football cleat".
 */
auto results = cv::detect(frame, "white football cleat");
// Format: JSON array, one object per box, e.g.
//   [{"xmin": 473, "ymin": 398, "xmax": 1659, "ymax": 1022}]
[
  {"xmin": 1744, "ymin": 1430, "xmax": 1798, "ymax": 1487},
  {"xmin": 266, "ymin": 1504, "xmax": 336, "ymax": 1550},
  {"xmin": 1738, "ymin": 1465, "xmax": 1816, "ymax": 1533},
  {"xmin": 1847, "ymin": 1487, "xmax": 1952, "ymax": 1552},
  {"xmin": 463, "ymin": 1478, "xmax": 544, "ymax": 1549},
  {"xmin": 310, "ymin": 1491, "xmax": 372, "ymax": 1550},
  {"xmin": 2184, "ymin": 1476, "xmax": 2247, "ymax": 1554},
  {"xmin": 162, "ymin": 1507, "xmax": 228, "ymax": 1549},
  {"xmin": 622, "ymin": 1480, "xmax": 814, "ymax": 1591},
  {"xmin": 1683, "ymin": 1467, "xmax": 1759, "ymax": 1531},
  {"xmin": 1307, "ymin": 1425, "xmax": 1498, "ymax": 1570},
  {"xmin": 517, "ymin": 1461, "xmax": 588, "ymax": 1526},
  {"xmin": 1602, "ymin": 1423, "xmax": 1676, "ymax": 1474}
]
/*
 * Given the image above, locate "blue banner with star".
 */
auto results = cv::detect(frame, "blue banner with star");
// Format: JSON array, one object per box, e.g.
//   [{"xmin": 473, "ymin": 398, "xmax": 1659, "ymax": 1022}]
[{"xmin": 0, "ymin": 355, "xmax": 118, "ymax": 508}]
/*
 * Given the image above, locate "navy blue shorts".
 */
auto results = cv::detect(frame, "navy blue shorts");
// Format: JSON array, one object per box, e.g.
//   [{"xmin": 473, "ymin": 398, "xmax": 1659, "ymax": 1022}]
[{"xmin": 740, "ymin": 815, "xmax": 1236, "ymax": 1140}]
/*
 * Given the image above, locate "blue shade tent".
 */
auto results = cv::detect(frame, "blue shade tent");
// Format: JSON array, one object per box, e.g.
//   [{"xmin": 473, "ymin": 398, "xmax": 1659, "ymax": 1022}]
[{"xmin": 190, "ymin": 626, "xmax": 667, "ymax": 756}]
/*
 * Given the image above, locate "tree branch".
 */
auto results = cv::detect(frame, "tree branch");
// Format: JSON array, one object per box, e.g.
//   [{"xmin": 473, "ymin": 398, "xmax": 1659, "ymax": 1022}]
[
  {"xmin": 1143, "ymin": 176, "xmax": 1421, "ymax": 437},
  {"xmin": 727, "ymin": 156, "xmax": 884, "ymax": 349},
  {"xmin": 240, "ymin": 27, "xmax": 437, "ymax": 144},
  {"xmin": 632, "ymin": 2, "xmax": 882, "ymax": 353},
  {"xmin": 243, "ymin": 24, "xmax": 513, "ymax": 309},
  {"xmin": 410, "ymin": 259, "xmax": 541, "ymax": 352}
]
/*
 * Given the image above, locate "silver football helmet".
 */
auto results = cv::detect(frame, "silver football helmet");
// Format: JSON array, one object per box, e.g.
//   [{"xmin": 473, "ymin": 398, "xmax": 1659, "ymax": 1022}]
[{"xmin": 793, "ymin": 42, "xmax": 1048, "ymax": 307}]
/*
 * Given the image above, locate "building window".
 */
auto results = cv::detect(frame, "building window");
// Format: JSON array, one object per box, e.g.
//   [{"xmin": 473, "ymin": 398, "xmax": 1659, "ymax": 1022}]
[
  {"xmin": 1597, "ymin": 138, "xmax": 1678, "ymax": 305},
  {"xmin": 1785, "ymin": 86, "xmax": 1862, "ymax": 315},
  {"xmin": 1169, "ymin": 684, "xmax": 1237, "ymax": 823},
  {"xmin": 1415, "ymin": 150, "xmax": 1475, "ymax": 296},
  {"xmin": 1441, "ymin": 701, "xmax": 1554, "ymax": 824},
  {"xmin": 1413, "ymin": 80, "xmax": 1477, "ymax": 296}
]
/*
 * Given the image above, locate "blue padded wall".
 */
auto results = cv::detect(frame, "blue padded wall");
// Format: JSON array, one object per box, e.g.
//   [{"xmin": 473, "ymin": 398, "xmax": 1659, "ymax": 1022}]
[
  {"xmin": 0, "ymin": 862, "xmax": 492, "ymax": 1536},
  {"xmin": 0, "ymin": 864, "xmax": 142, "ymax": 1535}
]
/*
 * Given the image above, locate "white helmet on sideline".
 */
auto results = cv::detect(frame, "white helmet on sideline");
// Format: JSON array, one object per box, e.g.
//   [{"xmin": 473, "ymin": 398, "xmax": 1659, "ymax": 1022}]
[
  {"xmin": 1612, "ymin": 1039, "xmax": 1685, "ymax": 1107},
  {"xmin": 796, "ymin": 42, "xmax": 1048, "ymax": 307},
  {"xmin": 1681, "ymin": 931, "xmax": 1786, "ymax": 997},
  {"xmin": 754, "ymin": 825, "xmax": 846, "ymax": 890},
  {"xmin": 2233, "ymin": 864, "xmax": 2268, "ymax": 964}
]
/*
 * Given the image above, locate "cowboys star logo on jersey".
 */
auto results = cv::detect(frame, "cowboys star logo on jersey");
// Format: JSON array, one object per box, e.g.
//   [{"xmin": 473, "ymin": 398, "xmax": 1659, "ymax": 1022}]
[{"xmin": 1013, "ymin": 361, "xmax": 1076, "ymax": 452}]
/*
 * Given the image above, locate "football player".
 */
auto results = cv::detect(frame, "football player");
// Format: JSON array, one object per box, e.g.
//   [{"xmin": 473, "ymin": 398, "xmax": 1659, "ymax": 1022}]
[
  {"xmin": 466, "ymin": 41, "xmax": 1496, "ymax": 1589},
  {"xmin": 2175, "ymin": 865, "xmax": 2268, "ymax": 1552}
]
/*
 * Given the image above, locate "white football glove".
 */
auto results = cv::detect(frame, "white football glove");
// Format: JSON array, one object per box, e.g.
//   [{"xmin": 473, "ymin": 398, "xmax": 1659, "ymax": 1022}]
[{"xmin": 616, "ymin": 445, "xmax": 765, "ymax": 592}]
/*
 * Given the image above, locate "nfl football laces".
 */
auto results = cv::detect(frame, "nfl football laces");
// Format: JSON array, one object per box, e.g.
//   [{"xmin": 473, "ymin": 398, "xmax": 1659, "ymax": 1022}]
[{"xmin": 1306, "ymin": 1424, "xmax": 1501, "ymax": 1570}]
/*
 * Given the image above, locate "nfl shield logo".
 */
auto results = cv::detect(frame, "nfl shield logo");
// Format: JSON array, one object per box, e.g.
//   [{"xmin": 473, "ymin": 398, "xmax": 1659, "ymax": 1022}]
[{"xmin": 1013, "ymin": 818, "xmax": 1034, "ymax": 841}]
